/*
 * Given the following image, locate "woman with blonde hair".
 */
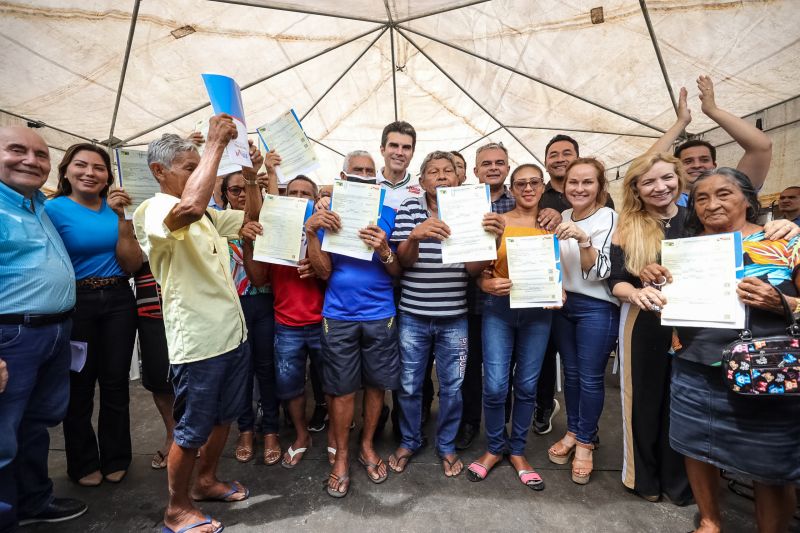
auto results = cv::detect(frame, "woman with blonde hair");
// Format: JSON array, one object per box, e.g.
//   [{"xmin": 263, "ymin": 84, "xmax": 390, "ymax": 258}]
[{"xmin": 608, "ymin": 152, "xmax": 798, "ymax": 504}]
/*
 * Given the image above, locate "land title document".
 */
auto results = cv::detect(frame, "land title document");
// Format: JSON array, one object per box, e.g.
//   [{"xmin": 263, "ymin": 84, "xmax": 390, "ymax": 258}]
[{"xmin": 436, "ymin": 184, "xmax": 497, "ymax": 264}]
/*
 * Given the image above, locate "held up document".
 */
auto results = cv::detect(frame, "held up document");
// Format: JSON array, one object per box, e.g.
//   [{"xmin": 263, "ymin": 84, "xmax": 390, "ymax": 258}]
[
  {"xmin": 256, "ymin": 109, "xmax": 320, "ymax": 184},
  {"xmin": 322, "ymin": 180, "xmax": 384, "ymax": 261},
  {"xmin": 195, "ymin": 117, "xmax": 242, "ymax": 177},
  {"xmin": 436, "ymin": 184, "xmax": 497, "ymax": 264},
  {"xmin": 660, "ymin": 232, "xmax": 745, "ymax": 329},
  {"xmin": 201, "ymin": 73, "xmax": 252, "ymax": 171},
  {"xmin": 253, "ymin": 195, "xmax": 313, "ymax": 266},
  {"xmin": 114, "ymin": 148, "xmax": 161, "ymax": 220},
  {"xmin": 506, "ymin": 234, "xmax": 563, "ymax": 308}
]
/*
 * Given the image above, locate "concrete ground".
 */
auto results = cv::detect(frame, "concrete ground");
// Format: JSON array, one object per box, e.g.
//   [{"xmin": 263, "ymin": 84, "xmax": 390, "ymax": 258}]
[{"xmin": 30, "ymin": 367, "xmax": 775, "ymax": 533}]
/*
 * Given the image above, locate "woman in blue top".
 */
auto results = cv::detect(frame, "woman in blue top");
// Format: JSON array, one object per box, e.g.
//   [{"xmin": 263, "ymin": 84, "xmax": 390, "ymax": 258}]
[{"xmin": 45, "ymin": 143, "xmax": 142, "ymax": 486}]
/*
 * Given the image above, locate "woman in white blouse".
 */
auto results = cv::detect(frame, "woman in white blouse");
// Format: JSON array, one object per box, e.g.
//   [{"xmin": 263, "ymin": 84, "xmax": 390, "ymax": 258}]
[{"xmin": 547, "ymin": 157, "xmax": 619, "ymax": 485}]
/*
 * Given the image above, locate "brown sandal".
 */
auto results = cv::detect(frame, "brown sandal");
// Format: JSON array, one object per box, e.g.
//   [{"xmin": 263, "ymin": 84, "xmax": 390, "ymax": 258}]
[
  {"xmin": 548, "ymin": 431, "xmax": 577, "ymax": 465},
  {"xmin": 263, "ymin": 434, "xmax": 282, "ymax": 466},
  {"xmin": 235, "ymin": 432, "xmax": 254, "ymax": 463},
  {"xmin": 571, "ymin": 442, "xmax": 594, "ymax": 485}
]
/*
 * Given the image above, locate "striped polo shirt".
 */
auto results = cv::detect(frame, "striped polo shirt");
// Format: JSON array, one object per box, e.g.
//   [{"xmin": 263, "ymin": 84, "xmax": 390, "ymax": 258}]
[{"xmin": 391, "ymin": 195, "xmax": 468, "ymax": 317}]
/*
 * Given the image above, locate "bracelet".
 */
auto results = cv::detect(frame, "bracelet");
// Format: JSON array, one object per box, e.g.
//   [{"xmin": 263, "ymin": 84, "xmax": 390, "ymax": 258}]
[
  {"xmin": 380, "ymin": 252, "xmax": 394, "ymax": 264},
  {"xmin": 577, "ymin": 238, "xmax": 592, "ymax": 248}
]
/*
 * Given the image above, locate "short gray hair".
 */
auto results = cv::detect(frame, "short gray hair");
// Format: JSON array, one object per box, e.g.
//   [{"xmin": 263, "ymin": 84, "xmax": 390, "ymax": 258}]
[
  {"xmin": 342, "ymin": 150, "xmax": 374, "ymax": 172},
  {"xmin": 147, "ymin": 133, "xmax": 197, "ymax": 168},
  {"xmin": 475, "ymin": 142, "xmax": 508, "ymax": 164},
  {"xmin": 419, "ymin": 151, "xmax": 457, "ymax": 179}
]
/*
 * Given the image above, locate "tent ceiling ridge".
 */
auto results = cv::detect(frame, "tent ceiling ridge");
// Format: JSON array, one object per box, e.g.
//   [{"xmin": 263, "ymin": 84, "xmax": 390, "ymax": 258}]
[
  {"xmin": 116, "ymin": 24, "xmax": 385, "ymax": 146},
  {"xmin": 396, "ymin": 25, "xmax": 667, "ymax": 135}
]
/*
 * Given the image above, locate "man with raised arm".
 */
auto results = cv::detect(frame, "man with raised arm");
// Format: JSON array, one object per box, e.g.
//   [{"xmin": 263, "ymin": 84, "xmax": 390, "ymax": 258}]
[
  {"xmin": 648, "ymin": 75, "xmax": 773, "ymax": 205},
  {"xmin": 134, "ymin": 115, "xmax": 262, "ymax": 533}
]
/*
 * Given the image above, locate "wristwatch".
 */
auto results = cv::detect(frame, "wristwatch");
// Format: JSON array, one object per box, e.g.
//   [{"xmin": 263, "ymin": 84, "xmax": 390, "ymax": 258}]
[
  {"xmin": 578, "ymin": 238, "xmax": 592, "ymax": 248},
  {"xmin": 381, "ymin": 251, "xmax": 394, "ymax": 264}
]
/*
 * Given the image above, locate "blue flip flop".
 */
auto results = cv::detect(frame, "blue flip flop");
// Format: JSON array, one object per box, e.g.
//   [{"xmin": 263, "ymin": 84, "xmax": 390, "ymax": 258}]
[
  {"xmin": 162, "ymin": 514, "xmax": 224, "ymax": 533},
  {"xmin": 193, "ymin": 481, "xmax": 250, "ymax": 502}
]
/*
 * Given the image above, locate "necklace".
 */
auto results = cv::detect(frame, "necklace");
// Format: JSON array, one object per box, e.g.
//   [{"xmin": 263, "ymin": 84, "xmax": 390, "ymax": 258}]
[{"xmin": 659, "ymin": 205, "xmax": 679, "ymax": 229}]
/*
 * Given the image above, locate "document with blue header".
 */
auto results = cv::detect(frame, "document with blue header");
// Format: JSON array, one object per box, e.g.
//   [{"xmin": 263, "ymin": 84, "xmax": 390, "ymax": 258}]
[
  {"xmin": 201, "ymin": 73, "xmax": 252, "ymax": 170},
  {"xmin": 437, "ymin": 184, "xmax": 497, "ymax": 263},
  {"xmin": 660, "ymin": 232, "xmax": 745, "ymax": 328},
  {"xmin": 506, "ymin": 234, "xmax": 563, "ymax": 308},
  {"xmin": 256, "ymin": 109, "xmax": 320, "ymax": 184}
]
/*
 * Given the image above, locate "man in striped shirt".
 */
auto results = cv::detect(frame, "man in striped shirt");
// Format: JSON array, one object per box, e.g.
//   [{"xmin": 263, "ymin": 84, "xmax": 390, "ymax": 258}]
[{"xmin": 387, "ymin": 151, "xmax": 504, "ymax": 477}]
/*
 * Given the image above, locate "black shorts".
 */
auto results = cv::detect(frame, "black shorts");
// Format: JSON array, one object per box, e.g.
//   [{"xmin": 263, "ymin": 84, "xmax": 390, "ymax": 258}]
[
  {"xmin": 320, "ymin": 316, "xmax": 400, "ymax": 396},
  {"xmin": 138, "ymin": 317, "xmax": 172, "ymax": 394}
]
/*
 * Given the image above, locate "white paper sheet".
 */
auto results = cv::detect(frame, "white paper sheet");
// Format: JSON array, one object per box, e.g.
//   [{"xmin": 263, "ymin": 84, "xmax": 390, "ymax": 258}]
[
  {"xmin": 437, "ymin": 184, "xmax": 497, "ymax": 264},
  {"xmin": 114, "ymin": 148, "xmax": 161, "ymax": 220},
  {"xmin": 253, "ymin": 195, "xmax": 311, "ymax": 265},
  {"xmin": 506, "ymin": 234, "xmax": 563, "ymax": 308},
  {"xmin": 256, "ymin": 109, "xmax": 320, "ymax": 184},
  {"xmin": 321, "ymin": 180, "xmax": 382, "ymax": 261}
]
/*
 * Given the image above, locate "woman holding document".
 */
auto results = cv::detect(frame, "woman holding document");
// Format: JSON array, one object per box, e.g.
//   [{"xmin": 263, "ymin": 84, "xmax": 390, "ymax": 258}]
[
  {"xmin": 548, "ymin": 158, "xmax": 619, "ymax": 485},
  {"xmin": 220, "ymin": 170, "xmax": 282, "ymax": 466},
  {"xmin": 465, "ymin": 163, "xmax": 552, "ymax": 490},
  {"xmin": 668, "ymin": 169, "xmax": 800, "ymax": 533}
]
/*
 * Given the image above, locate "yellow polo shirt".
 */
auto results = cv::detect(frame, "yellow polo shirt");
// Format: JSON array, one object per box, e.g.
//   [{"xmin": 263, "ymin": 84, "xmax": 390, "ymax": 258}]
[{"xmin": 134, "ymin": 193, "xmax": 247, "ymax": 364}]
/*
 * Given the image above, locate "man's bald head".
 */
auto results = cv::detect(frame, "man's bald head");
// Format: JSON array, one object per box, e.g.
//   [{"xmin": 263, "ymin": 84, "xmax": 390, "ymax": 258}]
[{"xmin": 0, "ymin": 126, "xmax": 51, "ymax": 198}]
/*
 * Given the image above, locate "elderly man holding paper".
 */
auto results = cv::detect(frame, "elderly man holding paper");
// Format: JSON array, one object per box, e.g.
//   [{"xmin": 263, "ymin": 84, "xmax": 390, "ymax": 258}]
[
  {"xmin": 304, "ymin": 158, "xmax": 402, "ymax": 498},
  {"xmin": 388, "ymin": 151, "xmax": 505, "ymax": 478},
  {"xmin": 134, "ymin": 114, "xmax": 261, "ymax": 533}
]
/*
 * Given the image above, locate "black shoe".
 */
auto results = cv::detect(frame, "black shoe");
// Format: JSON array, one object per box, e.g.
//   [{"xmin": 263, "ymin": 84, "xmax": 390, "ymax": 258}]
[
  {"xmin": 455, "ymin": 423, "xmax": 478, "ymax": 451},
  {"xmin": 307, "ymin": 404, "xmax": 328, "ymax": 432},
  {"xmin": 532, "ymin": 398, "xmax": 560, "ymax": 435},
  {"xmin": 18, "ymin": 498, "xmax": 87, "ymax": 526}
]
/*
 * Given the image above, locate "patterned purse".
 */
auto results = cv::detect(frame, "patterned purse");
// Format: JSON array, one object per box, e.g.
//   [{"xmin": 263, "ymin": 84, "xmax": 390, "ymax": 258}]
[{"xmin": 722, "ymin": 286, "xmax": 800, "ymax": 396}]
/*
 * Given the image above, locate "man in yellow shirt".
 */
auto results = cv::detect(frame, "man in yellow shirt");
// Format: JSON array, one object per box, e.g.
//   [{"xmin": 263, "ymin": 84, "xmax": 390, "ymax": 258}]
[{"xmin": 134, "ymin": 114, "xmax": 261, "ymax": 533}]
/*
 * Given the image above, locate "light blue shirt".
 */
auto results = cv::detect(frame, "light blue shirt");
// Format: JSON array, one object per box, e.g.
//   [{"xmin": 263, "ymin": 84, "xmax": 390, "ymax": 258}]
[{"xmin": 0, "ymin": 181, "xmax": 76, "ymax": 314}]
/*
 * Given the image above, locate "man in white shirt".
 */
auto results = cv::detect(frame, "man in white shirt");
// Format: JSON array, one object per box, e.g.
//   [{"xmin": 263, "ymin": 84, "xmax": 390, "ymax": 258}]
[{"xmin": 376, "ymin": 121, "xmax": 422, "ymax": 210}]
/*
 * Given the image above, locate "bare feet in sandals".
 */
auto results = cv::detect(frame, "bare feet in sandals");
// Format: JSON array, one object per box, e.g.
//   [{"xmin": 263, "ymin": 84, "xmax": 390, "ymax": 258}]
[
  {"xmin": 359, "ymin": 444, "xmax": 388, "ymax": 483},
  {"xmin": 388, "ymin": 447, "xmax": 413, "ymax": 474},
  {"xmin": 263, "ymin": 433, "xmax": 281, "ymax": 466},
  {"xmin": 441, "ymin": 453, "xmax": 464, "ymax": 478},
  {"xmin": 327, "ymin": 456, "xmax": 350, "ymax": 498},
  {"xmin": 281, "ymin": 435, "xmax": 311, "ymax": 469},
  {"xmin": 164, "ymin": 507, "xmax": 222, "ymax": 533},
  {"xmin": 235, "ymin": 431, "xmax": 254, "ymax": 463},
  {"xmin": 466, "ymin": 451, "xmax": 503, "ymax": 481}
]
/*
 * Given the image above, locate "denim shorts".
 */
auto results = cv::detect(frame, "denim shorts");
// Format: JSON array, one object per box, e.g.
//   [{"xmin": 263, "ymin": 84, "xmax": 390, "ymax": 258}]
[
  {"xmin": 320, "ymin": 316, "xmax": 399, "ymax": 396},
  {"xmin": 669, "ymin": 356, "xmax": 800, "ymax": 484},
  {"xmin": 273, "ymin": 322, "xmax": 322, "ymax": 400},
  {"xmin": 171, "ymin": 342, "xmax": 250, "ymax": 449}
]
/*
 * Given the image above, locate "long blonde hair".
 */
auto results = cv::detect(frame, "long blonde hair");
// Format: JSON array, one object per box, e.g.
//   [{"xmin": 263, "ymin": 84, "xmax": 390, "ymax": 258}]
[{"xmin": 616, "ymin": 152, "xmax": 687, "ymax": 275}]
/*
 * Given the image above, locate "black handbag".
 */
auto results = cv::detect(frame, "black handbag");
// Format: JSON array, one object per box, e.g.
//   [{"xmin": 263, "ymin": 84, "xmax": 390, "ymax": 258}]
[{"xmin": 722, "ymin": 286, "xmax": 800, "ymax": 396}]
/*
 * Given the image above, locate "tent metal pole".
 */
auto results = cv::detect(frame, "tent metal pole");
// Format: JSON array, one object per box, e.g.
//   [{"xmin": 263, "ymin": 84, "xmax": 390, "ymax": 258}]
[
  {"xmin": 459, "ymin": 126, "xmax": 503, "ymax": 152},
  {"xmin": 389, "ymin": 27, "xmax": 399, "ymax": 121},
  {"xmin": 399, "ymin": 30, "xmax": 544, "ymax": 167},
  {"xmin": 506, "ymin": 125, "xmax": 660, "ymax": 139},
  {"xmin": 206, "ymin": 0, "xmax": 385, "ymax": 24},
  {"xmin": 106, "ymin": 0, "xmax": 141, "ymax": 148},
  {"xmin": 308, "ymin": 136, "xmax": 345, "ymax": 157},
  {"xmin": 397, "ymin": 25, "xmax": 666, "ymax": 134},
  {"xmin": 116, "ymin": 26, "xmax": 384, "ymax": 146},
  {"xmin": 395, "ymin": 0, "xmax": 491, "ymax": 24},
  {"xmin": 639, "ymin": 0, "xmax": 678, "ymax": 114},
  {"xmin": 0, "ymin": 108, "xmax": 97, "ymax": 143},
  {"xmin": 300, "ymin": 26, "xmax": 387, "ymax": 122},
  {"xmin": 694, "ymin": 93, "xmax": 800, "ymax": 137}
]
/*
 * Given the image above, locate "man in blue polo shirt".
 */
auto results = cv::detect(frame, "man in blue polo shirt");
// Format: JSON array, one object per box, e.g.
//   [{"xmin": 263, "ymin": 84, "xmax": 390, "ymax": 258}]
[
  {"xmin": 305, "ymin": 165, "xmax": 403, "ymax": 498},
  {"xmin": 0, "ymin": 126, "xmax": 87, "ymax": 530}
]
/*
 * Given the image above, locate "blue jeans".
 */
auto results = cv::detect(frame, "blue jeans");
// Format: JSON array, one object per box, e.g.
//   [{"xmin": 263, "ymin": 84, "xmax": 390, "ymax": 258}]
[
  {"xmin": 398, "ymin": 312, "xmax": 467, "ymax": 456},
  {"xmin": 237, "ymin": 293, "xmax": 278, "ymax": 434},
  {"xmin": 273, "ymin": 322, "xmax": 322, "ymax": 400},
  {"xmin": 482, "ymin": 295, "xmax": 552, "ymax": 455},
  {"xmin": 553, "ymin": 292, "xmax": 619, "ymax": 445},
  {"xmin": 0, "ymin": 320, "xmax": 72, "ymax": 530}
]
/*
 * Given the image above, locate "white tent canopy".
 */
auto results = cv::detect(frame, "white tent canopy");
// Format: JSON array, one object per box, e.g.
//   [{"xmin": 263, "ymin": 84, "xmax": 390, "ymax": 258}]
[{"xmin": 2, "ymin": 0, "xmax": 799, "ymax": 186}]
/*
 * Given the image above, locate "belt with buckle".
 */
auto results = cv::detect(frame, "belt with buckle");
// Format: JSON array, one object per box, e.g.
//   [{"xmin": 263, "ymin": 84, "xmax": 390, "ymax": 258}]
[
  {"xmin": 0, "ymin": 309, "xmax": 74, "ymax": 327},
  {"xmin": 76, "ymin": 276, "xmax": 130, "ymax": 290}
]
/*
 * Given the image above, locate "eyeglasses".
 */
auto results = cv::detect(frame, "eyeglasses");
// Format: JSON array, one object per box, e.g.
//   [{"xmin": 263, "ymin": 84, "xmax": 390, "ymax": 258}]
[
  {"xmin": 226, "ymin": 186, "xmax": 246, "ymax": 196},
  {"xmin": 512, "ymin": 179, "xmax": 544, "ymax": 191},
  {"xmin": 425, "ymin": 167, "xmax": 456, "ymax": 178}
]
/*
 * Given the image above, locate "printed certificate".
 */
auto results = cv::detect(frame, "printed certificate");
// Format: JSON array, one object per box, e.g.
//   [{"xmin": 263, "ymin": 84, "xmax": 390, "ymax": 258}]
[
  {"xmin": 506, "ymin": 234, "xmax": 563, "ymax": 308},
  {"xmin": 195, "ymin": 117, "xmax": 242, "ymax": 177},
  {"xmin": 322, "ymin": 180, "xmax": 383, "ymax": 261},
  {"xmin": 201, "ymin": 73, "xmax": 252, "ymax": 171},
  {"xmin": 256, "ymin": 109, "xmax": 320, "ymax": 184},
  {"xmin": 437, "ymin": 184, "xmax": 497, "ymax": 264},
  {"xmin": 114, "ymin": 148, "xmax": 160, "ymax": 220},
  {"xmin": 253, "ymin": 195, "xmax": 312, "ymax": 266},
  {"xmin": 660, "ymin": 232, "xmax": 745, "ymax": 328}
]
